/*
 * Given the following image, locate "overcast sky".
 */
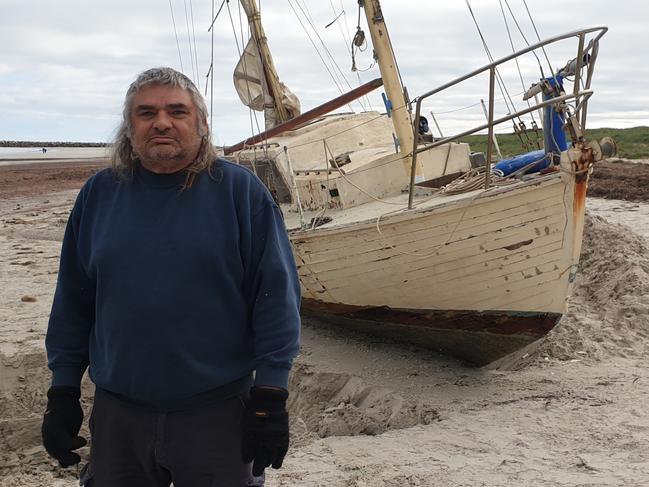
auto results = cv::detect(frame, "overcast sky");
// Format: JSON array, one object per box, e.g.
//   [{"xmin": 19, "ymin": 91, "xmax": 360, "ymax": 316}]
[{"xmin": 1, "ymin": 0, "xmax": 647, "ymax": 144}]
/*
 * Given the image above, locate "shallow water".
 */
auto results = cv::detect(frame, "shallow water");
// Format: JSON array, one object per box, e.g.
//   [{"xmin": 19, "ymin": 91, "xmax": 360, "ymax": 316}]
[{"xmin": 0, "ymin": 147, "xmax": 108, "ymax": 165}]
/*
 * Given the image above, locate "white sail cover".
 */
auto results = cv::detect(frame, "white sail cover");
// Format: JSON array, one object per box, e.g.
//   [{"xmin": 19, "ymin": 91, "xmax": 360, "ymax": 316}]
[
  {"xmin": 233, "ymin": 37, "xmax": 300, "ymax": 128},
  {"xmin": 233, "ymin": 37, "xmax": 268, "ymax": 112},
  {"xmin": 280, "ymin": 82, "xmax": 301, "ymax": 119}
]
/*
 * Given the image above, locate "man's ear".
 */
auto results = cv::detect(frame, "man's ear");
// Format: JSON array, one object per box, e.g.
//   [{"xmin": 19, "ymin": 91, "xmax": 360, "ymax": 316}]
[{"xmin": 198, "ymin": 118, "xmax": 209, "ymax": 137}]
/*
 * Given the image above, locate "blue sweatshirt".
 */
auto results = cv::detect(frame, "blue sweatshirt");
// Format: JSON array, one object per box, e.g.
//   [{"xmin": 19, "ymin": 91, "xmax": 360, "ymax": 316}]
[{"xmin": 45, "ymin": 159, "xmax": 301, "ymax": 403}]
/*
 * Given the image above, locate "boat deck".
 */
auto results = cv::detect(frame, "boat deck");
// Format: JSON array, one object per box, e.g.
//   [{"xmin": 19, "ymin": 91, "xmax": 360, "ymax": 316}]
[{"xmin": 283, "ymin": 170, "xmax": 561, "ymax": 234}]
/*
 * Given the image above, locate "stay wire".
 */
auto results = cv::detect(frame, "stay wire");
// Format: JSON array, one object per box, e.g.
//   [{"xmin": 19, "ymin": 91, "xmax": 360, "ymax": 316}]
[
  {"xmin": 243, "ymin": 7, "xmax": 267, "ymax": 159},
  {"xmin": 189, "ymin": 0, "xmax": 201, "ymax": 92},
  {"xmin": 519, "ymin": 0, "xmax": 564, "ymax": 134},
  {"xmin": 209, "ymin": 0, "xmax": 215, "ymax": 132},
  {"xmin": 465, "ymin": 0, "xmax": 536, "ymax": 148},
  {"xmin": 238, "ymin": 2, "xmax": 258, "ymax": 144},
  {"xmin": 317, "ymin": 2, "xmax": 370, "ymax": 112},
  {"xmin": 183, "ymin": 0, "xmax": 197, "ymax": 83},
  {"xmin": 297, "ymin": 0, "xmax": 350, "ymax": 87},
  {"xmin": 328, "ymin": 0, "xmax": 372, "ymax": 111},
  {"xmin": 425, "ymin": 89, "xmax": 526, "ymax": 115},
  {"xmin": 502, "ymin": 0, "xmax": 545, "ymax": 78},
  {"xmin": 327, "ymin": 0, "xmax": 349, "ymax": 46},
  {"xmin": 293, "ymin": 0, "xmax": 364, "ymax": 111},
  {"xmin": 228, "ymin": 1, "xmax": 267, "ymax": 158},
  {"xmin": 236, "ymin": 0, "xmax": 247, "ymax": 60},
  {"xmin": 340, "ymin": 0, "xmax": 354, "ymax": 47},
  {"xmin": 208, "ymin": 0, "xmax": 226, "ymax": 32},
  {"xmin": 226, "ymin": 2, "xmax": 242, "ymax": 59},
  {"xmin": 286, "ymin": 0, "xmax": 353, "ymax": 111},
  {"xmin": 464, "ymin": 0, "xmax": 517, "ymax": 116},
  {"xmin": 169, "ymin": 0, "xmax": 185, "ymax": 73},
  {"xmin": 521, "ymin": 0, "xmax": 556, "ymax": 79},
  {"xmin": 498, "ymin": 0, "xmax": 536, "ymax": 124}
]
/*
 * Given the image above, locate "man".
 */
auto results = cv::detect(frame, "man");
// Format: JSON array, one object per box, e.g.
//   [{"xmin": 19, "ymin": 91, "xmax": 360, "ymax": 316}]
[{"xmin": 41, "ymin": 67, "xmax": 301, "ymax": 486}]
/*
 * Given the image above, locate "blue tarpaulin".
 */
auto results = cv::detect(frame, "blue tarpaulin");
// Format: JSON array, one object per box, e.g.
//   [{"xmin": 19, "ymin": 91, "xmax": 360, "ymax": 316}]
[
  {"xmin": 492, "ymin": 149, "xmax": 550, "ymax": 177},
  {"xmin": 493, "ymin": 75, "xmax": 568, "ymax": 177}
]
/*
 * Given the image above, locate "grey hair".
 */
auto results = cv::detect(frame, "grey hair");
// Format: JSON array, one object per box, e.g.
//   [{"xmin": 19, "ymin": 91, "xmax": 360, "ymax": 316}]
[{"xmin": 109, "ymin": 67, "xmax": 217, "ymax": 188}]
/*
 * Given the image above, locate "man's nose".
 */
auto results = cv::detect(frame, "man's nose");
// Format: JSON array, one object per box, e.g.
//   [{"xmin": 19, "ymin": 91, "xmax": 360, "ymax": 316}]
[{"xmin": 152, "ymin": 112, "xmax": 172, "ymax": 131}]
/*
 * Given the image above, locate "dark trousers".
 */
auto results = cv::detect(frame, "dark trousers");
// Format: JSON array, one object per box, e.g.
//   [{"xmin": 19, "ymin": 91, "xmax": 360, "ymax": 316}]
[{"xmin": 81, "ymin": 388, "xmax": 261, "ymax": 487}]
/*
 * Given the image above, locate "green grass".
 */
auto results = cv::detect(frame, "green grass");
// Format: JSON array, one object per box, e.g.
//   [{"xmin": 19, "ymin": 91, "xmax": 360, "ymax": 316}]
[{"xmin": 458, "ymin": 126, "xmax": 649, "ymax": 160}]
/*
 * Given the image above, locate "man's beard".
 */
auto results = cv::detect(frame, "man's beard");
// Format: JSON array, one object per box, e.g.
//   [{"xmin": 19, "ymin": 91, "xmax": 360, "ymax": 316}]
[{"xmin": 143, "ymin": 144, "xmax": 186, "ymax": 162}]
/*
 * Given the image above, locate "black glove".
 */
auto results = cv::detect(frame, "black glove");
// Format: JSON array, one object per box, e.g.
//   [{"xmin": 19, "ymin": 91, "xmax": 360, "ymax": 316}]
[
  {"xmin": 41, "ymin": 386, "xmax": 87, "ymax": 467},
  {"xmin": 241, "ymin": 386, "xmax": 289, "ymax": 476}
]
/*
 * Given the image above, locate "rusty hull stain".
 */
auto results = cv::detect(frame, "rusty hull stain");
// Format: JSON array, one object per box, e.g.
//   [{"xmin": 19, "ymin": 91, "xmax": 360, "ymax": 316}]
[
  {"xmin": 302, "ymin": 298, "xmax": 562, "ymax": 365},
  {"xmin": 573, "ymin": 179, "xmax": 587, "ymax": 222},
  {"xmin": 302, "ymin": 298, "xmax": 559, "ymax": 337},
  {"xmin": 572, "ymin": 142, "xmax": 593, "ymax": 220}
]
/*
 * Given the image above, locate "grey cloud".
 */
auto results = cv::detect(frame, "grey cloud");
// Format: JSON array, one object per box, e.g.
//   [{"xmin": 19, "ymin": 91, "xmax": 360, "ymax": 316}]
[{"xmin": 0, "ymin": 0, "xmax": 645, "ymax": 142}]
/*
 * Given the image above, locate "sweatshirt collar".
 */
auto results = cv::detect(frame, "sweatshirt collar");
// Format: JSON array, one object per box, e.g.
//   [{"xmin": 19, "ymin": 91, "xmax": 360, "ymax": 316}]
[{"xmin": 134, "ymin": 161, "xmax": 189, "ymax": 189}]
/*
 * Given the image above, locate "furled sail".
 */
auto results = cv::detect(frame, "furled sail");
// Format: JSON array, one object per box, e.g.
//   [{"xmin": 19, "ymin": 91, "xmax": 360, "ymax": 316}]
[
  {"xmin": 233, "ymin": 37, "xmax": 300, "ymax": 128},
  {"xmin": 233, "ymin": 37, "xmax": 268, "ymax": 111},
  {"xmin": 234, "ymin": 0, "xmax": 300, "ymax": 129}
]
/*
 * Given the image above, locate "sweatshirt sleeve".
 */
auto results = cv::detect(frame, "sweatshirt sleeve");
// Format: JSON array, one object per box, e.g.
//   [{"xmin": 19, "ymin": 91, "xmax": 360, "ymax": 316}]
[
  {"xmin": 246, "ymin": 202, "xmax": 301, "ymax": 390},
  {"xmin": 45, "ymin": 190, "xmax": 95, "ymax": 388}
]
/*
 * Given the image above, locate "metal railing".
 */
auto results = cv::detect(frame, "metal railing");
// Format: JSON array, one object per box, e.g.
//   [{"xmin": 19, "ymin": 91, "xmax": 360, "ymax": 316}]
[{"xmin": 407, "ymin": 26, "xmax": 608, "ymax": 209}]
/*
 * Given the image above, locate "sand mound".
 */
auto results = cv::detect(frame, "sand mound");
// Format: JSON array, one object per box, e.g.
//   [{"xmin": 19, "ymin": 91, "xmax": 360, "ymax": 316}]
[
  {"xmin": 0, "ymin": 353, "xmax": 438, "ymax": 480},
  {"xmin": 0, "ymin": 349, "xmax": 97, "ymax": 483},
  {"xmin": 0, "ymin": 351, "xmax": 87, "ymax": 485},
  {"xmin": 538, "ymin": 213, "xmax": 649, "ymax": 361},
  {"xmin": 288, "ymin": 363, "xmax": 439, "ymax": 447}
]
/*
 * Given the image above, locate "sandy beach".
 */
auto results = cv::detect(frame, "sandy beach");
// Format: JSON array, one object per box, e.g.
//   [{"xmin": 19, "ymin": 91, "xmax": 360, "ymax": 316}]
[{"xmin": 1, "ymin": 154, "xmax": 648, "ymax": 486}]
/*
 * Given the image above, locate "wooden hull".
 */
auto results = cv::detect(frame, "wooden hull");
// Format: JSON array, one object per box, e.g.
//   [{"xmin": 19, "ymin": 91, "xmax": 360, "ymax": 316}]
[
  {"xmin": 290, "ymin": 166, "xmax": 587, "ymax": 365},
  {"xmin": 302, "ymin": 300, "xmax": 560, "ymax": 365}
]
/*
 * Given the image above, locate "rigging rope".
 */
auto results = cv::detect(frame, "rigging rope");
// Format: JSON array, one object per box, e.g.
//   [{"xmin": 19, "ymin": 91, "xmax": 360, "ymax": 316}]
[
  {"xmin": 521, "ymin": 0, "xmax": 556, "ymax": 78},
  {"xmin": 502, "ymin": 0, "xmax": 545, "ymax": 78},
  {"xmin": 465, "ymin": 0, "xmax": 542, "ymax": 151},
  {"xmin": 351, "ymin": 3, "xmax": 374, "ymax": 74},
  {"xmin": 207, "ymin": 0, "xmax": 226, "ymax": 32},
  {"xmin": 464, "ymin": 0, "xmax": 518, "ymax": 117},
  {"xmin": 498, "ymin": 0, "xmax": 536, "ymax": 124},
  {"xmin": 183, "ymin": 0, "xmax": 197, "ymax": 84},
  {"xmin": 236, "ymin": 1, "xmax": 247, "ymax": 62},
  {"xmin": 293, "ymin": 0, "xmax": 364, "ymax": 111},
  {"xmin": 168, "ymin": 0, "xmax": 185, "ymax": 73},
  {"xmin": 327, "ymin": 0, "xmax": 373, "ymax": 111},
  {"xmin": 325, "ymin": 140, "xmax": 406, "ymax": 206},
  {"xmin": 189, "ymin": 0, "xmax": 201, "ymax": 91},
  {"xmin": 286, "ymin": 0, "xmax": 354, "ymax": 112},
  {"xmin": 423, "ymin": 88, "xmax": 528, "ymax": 115},
  {"xmin": 225, "ymin": 2, "xmax": 242, "ymax": 61},
  {"xmin": 209, "ymin": 0, "xmax": 215, "ymax": 131}
]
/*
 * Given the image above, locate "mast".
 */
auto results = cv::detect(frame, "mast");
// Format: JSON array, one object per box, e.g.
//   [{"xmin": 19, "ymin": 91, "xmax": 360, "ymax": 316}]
[
  {"xmin": 239, "ymin": 0, "xmax": 289, "ymax": 126},
  {"xmin": 361, "ymin": 0, "xmax": 422, "ymax": 178}
]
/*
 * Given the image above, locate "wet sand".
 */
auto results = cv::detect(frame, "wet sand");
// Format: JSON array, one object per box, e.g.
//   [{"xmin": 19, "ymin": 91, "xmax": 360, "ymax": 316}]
[
  {"xmin": 0, "ymin": 160, "xmax": 107, "ymax": 199},
  {"xmin": 1, "ymin": 157, "xmax": 648, "ymax": 486}
]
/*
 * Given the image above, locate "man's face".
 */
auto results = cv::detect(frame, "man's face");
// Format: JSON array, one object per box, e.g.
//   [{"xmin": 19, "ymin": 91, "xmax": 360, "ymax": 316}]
[{"xmin": 129, "ymin": 84, "xmax": 205, "ymax": 174}]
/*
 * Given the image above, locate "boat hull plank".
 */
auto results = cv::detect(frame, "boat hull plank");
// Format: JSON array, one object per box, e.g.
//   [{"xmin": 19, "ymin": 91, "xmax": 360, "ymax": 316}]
[{"xmin": 292, "ymin": 173, "xmax": 573, "ymax": 314}]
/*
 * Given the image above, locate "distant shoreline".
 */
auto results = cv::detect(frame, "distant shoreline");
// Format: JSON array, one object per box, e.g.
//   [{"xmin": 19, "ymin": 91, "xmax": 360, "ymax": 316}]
[{"xmin": 0, "ymin": 141, "xmax": 108, "ymax": 148}]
